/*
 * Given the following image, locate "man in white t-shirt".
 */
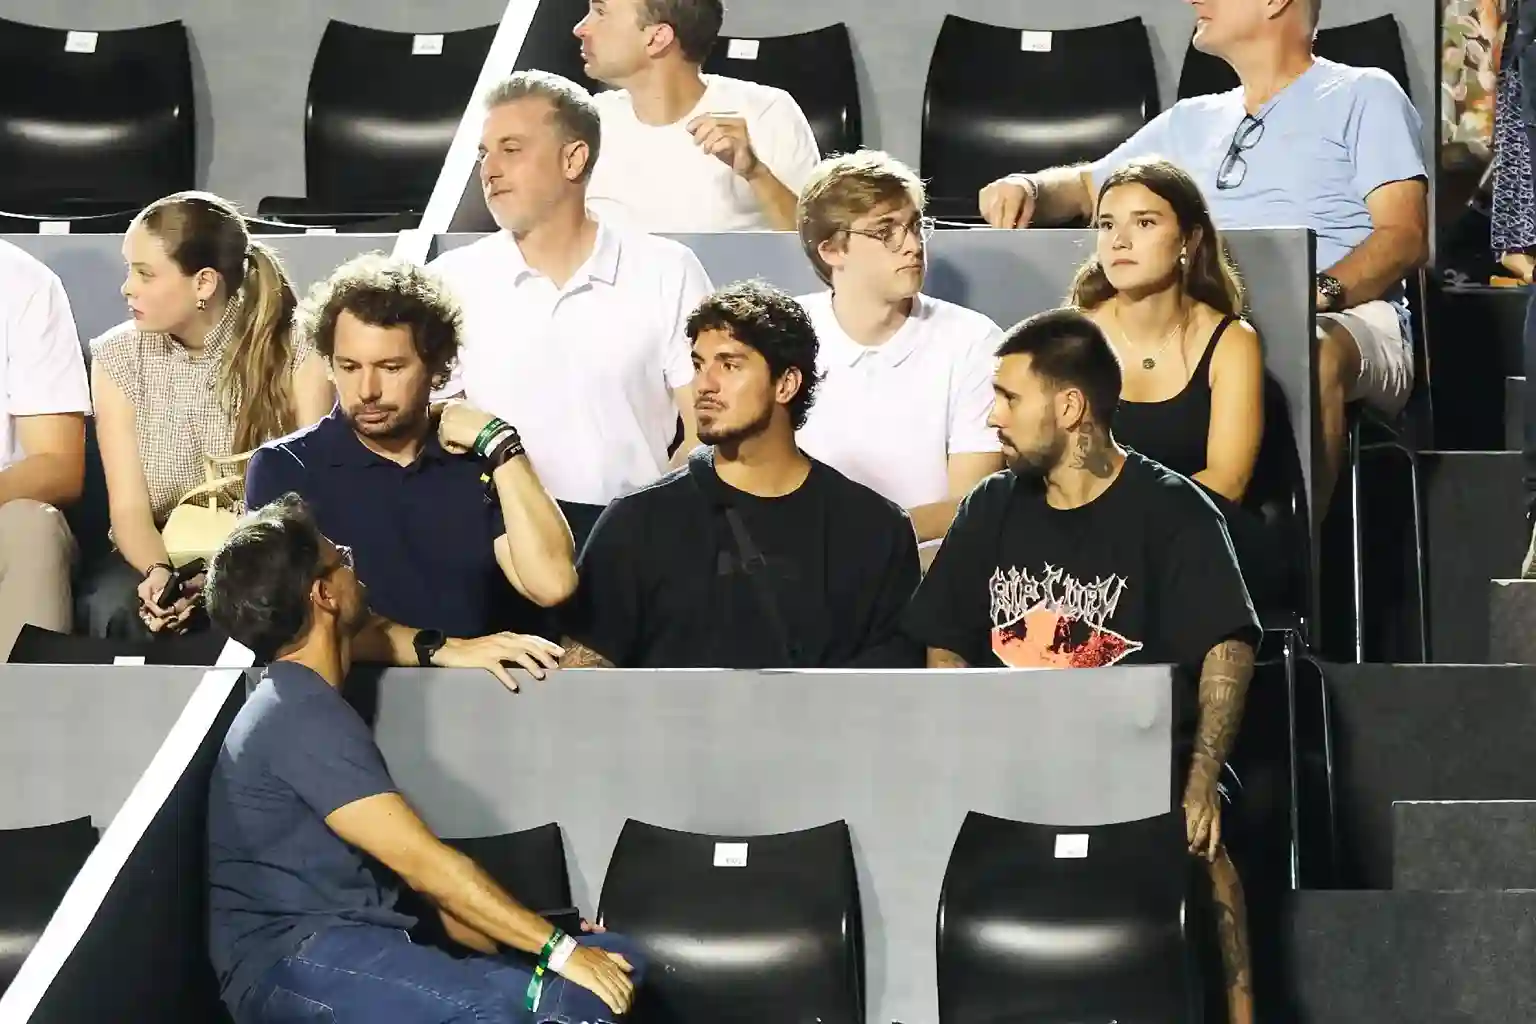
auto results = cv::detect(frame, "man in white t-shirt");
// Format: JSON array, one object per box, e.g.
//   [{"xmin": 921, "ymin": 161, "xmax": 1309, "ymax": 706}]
[
  {"xmin": 574, "ymin": 0, "xmax": 821, "ymax": 232},
  {"xmin": 429, "ymin": 70, "xmax": 712, "ymax": 549},
  {"xmin": 793, "ymin": 151, "xmax": 1004, "ymax": 552},
  {"xmin": 0, "ymin": 240, "xmax": 90, "ymax": 658}
]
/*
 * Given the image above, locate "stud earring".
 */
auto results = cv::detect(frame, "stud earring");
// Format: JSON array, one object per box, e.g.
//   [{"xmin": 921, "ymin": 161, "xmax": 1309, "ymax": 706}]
[{"xmin": 196, "ymin": 297, "xmax": 207, "ymax": 311}]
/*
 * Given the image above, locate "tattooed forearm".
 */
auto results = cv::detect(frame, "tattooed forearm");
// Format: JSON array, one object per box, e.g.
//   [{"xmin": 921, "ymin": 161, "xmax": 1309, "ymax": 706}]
[
  {"xmin": 927, "ymin": 647, "xmax": 969, "ymax": 669},
  {"xmin": 558, "ymin": 637, "xmax": 615, "ymax": 668},
  {"xmin": 1195, "ymin": 638, "xmax": 1255, "ymax": 768},
  {"xmin": 1209, "ymin": 849, "xmax": 1255, "ymax": 1024},
  {"xmin": 1069, "ymin": 424, "xmax": 1116, "ymax": 478}
]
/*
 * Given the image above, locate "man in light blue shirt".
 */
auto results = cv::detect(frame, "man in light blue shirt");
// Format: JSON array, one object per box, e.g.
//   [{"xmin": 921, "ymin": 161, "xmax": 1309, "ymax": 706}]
[{"xmin": 978, "ymin": 0, "xmax": 1429, "ymax": 517}]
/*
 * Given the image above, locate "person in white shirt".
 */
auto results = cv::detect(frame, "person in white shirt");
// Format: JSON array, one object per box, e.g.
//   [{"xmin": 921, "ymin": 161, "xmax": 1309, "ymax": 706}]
[
  {"xmin": 0, "ymin": 241, "xmax": 90, "ymax": 658},
  {"xmin": 793, "ymin": 151, "xmax": 1004, "ymax": 552},
  {"xmin": 429, "ymin": 70, "xmax": 711, "ymax": 548},
  {"xmin": 574, "ymin": 0, "xmax": 821, "ymax": 232}
]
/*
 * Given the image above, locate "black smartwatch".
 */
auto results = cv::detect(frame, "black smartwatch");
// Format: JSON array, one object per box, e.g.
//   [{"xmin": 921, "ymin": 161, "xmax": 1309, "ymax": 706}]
[
  {"xmin": 1315, "ymin": 273, "xmax": 1346, "ymax": 313},
  {"xmin": 413, "ymin": 628, "xmax": 448, "ymax": 668}
]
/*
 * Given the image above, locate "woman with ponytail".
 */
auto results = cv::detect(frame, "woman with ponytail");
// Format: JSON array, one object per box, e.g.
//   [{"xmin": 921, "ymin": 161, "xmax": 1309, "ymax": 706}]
[{"xmin": 84, "ymin": 191, "xmax": 334, "ymax": 639}]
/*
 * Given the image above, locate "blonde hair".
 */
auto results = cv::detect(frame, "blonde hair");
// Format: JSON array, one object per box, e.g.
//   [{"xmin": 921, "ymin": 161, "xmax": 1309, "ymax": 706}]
[
  {"xmin": 137, "ymin": 191, "xmax": 299, "ymax": 453},
  {"xmin": 796, "ymin": 150, "xmax": 927, "ymax": 286}
]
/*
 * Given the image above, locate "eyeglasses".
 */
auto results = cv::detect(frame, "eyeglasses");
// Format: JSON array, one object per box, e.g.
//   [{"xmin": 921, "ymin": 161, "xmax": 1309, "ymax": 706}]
[
  {"xmin": 1216, "ymin": 114, "xmax": 1265, "ymax": 191},
  {"xmin": 846, "ymin": 216, "xmax": 935, "ymax": 253}
]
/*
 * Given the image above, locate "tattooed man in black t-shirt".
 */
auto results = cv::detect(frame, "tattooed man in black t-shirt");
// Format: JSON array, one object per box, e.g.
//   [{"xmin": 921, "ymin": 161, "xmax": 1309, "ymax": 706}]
[{"xmin": 905, "ymin": 307, "xmax": 1259, "ymax": 1024}]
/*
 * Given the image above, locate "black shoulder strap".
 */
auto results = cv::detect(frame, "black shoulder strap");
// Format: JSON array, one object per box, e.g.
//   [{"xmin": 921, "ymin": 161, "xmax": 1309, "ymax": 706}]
[{"xmin": 687, "ymin": 450, "xmax": 800, "ymax": 666}]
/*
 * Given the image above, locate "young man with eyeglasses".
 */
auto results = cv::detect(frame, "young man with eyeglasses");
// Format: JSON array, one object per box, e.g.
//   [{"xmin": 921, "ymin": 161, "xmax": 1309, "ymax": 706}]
[
  {"xmin": 977, "ymin": 0, "xmax": 1428, "ymax": 518},
  {"xmin": 793, "ymin": 152, "xmax": 1004, "ymax": 550}
]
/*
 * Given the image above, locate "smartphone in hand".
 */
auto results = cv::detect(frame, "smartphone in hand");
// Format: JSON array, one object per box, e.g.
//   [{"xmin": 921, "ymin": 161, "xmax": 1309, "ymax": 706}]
[{"xmin": 157, "ymin": 558, "xmax": 207, "ymax": 608}]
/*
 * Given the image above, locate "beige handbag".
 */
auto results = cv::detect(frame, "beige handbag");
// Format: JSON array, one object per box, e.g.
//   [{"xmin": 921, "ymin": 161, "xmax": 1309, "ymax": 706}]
[{"xmin": 160, "ymin": 451, "xmax": 254, "ymax": 567}]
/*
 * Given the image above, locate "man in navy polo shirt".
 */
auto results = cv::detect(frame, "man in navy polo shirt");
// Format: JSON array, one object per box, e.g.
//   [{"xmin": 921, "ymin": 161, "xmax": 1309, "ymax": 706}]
[{"xmin": 246, "ymin": 254, "xmax": 577, "ymax": 667}]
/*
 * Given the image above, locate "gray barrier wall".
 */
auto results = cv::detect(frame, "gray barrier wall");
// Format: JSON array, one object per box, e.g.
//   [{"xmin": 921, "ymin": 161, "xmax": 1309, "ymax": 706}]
[
  {"xmin": 6, "ymin": 232, "xmax": 397, "ymax": 347},
  {"xmin": 0, "ymin": 665, "xmax": 213, "ymax": 831},
  {"xmin": 0, "ymin": 0, "xmax": 1437, "ymax": 217},
  {"xmin": 368, "ymin": 664, "xmax": 1177, "ymax": 1024}
]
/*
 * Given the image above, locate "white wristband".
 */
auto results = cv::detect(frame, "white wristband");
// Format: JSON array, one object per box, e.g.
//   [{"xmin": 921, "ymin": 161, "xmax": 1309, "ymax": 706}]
[{"xmin": 546, "ymin": 933, "xmax": 579, "ymax": 973}]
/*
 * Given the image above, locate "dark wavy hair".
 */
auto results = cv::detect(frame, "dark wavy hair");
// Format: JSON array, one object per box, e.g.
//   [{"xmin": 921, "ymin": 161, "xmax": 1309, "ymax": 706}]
[
  {"xmin": 685, "ymin": 280, "xmax": 824, "ymax": 430},
  {"xmin": 296, "ymin": 252, "xmax": 462, "ymax": 392},
  {"xmin": 1068, "ymin": 156, "xmax": 1245, "ymax": 318},
  {"xmin": 204, "ymin": 493, "xmax": 326, "ymax": 660}
]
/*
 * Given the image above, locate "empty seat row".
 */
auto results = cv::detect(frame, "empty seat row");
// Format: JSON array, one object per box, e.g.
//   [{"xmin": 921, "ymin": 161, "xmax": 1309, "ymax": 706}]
[
  {"xmin": 0, "ymin": 12, "xmax": 1414, "ymax": 233},
  {"xmin": 0, "ymin": 811, "xmax": 1201, "ymax": 1020}
]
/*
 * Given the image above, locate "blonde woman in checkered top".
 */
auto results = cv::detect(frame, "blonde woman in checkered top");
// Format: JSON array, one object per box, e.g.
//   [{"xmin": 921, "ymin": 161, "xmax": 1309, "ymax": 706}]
[{"xmin": 83, "ymin": 192, "xmax": 335, "ymax": 640}]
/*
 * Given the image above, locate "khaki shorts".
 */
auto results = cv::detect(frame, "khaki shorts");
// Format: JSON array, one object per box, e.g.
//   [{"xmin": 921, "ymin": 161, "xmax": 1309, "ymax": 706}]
[{"xmin": 1318, "ymin": 299, "xmax": 1414, "ymax": 416}]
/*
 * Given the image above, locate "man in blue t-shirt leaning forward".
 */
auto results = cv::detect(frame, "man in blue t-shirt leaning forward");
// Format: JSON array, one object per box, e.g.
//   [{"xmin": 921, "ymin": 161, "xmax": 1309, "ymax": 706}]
[
  {"xmin": 979, "ymin": 0, "xmax": 1429, "ymax": 518},
  {"xmin": 202, "ymin": 494, "xmax": 641, "ymax": 1024}
]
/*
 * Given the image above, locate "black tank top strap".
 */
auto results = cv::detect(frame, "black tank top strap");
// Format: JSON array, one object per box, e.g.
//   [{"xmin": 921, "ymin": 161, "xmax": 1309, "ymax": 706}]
[{"xmin": 1192, "ymin": 315, "xmax": 1239, "ymax": 388}]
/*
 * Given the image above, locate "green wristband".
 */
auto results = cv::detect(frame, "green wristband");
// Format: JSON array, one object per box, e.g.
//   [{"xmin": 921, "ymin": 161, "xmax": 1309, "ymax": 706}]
[
  {"xmin": 472, "ymin": 417, "xmax": 510, "ymax": 458},
  {"xmin": 525, "ymin": 927, "xmax": 565, "ymax": 1011}
]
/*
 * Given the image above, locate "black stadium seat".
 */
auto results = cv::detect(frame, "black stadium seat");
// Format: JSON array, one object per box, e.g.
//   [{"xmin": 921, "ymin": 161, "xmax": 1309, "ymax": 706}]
[
  {"xmin": 0, "ymin": 17, "xmax": 194, "ymax": 233},
  {"xmin": 703, "ymin": 24, "xmax": 862, "ymax": 157},
  {"xmin": 0, "ymin": 816, "xmax": 99, "ymax": 997},
  {"xmin": 937, "ymin": 810, "xmax": 1200, "ymax": 1024},
  {"xmin": 921, "ymin": 16, "xmax": 1158, "ymax": 216},
  {"xmin": 1178, "ymin": 14, "xmax": 1410, "ymax": 100},
  {"xmin": 399, "ymin": 823, "xmax": 577, "ymax": 952},
  {"xmin": 599, "ymin": 819, "xmax": 863, "ymax": 1023},
  {"xmin": 7, "ymin": 624, "xmax": 231, "ymax": 666},
  {"xmin": 257, "ymin": 21, "xmax": 497, "ymax": 229}
]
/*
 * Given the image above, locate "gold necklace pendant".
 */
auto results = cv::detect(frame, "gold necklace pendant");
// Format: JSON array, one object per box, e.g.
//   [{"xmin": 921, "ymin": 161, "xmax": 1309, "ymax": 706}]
[{"xmin": 1142, "ymin": 356, "xmax": 1157, "ymax": 370}]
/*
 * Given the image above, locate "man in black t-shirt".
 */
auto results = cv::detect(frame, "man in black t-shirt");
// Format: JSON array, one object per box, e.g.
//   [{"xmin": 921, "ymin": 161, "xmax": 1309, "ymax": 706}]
[
  {"xmin": 904, "ymin": 307, "xmax": 1260, "ymax": 1024},
  {"xmin": 559, "ymin": 280, "xmax": 921, "ymax": 669}
]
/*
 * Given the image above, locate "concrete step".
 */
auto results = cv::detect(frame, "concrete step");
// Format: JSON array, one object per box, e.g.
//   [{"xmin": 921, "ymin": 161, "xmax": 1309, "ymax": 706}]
[
  {"xmin": 1489, "ymin": 578, "xmax": 1536, "ymax": 663},
  {"xmin": 1506, "ymin": 375, "xmax": 1524, "ymax": 452},
  {"xmin": 1287, "ymin": 889, "xmax": 1536, "ymax": 1023},
  {"xmin": 1422, "ymin": 453, "xmax": 1525, "ymax": 662},
  {"xmin": 1322, "ymin": 663, "xmax": 1536, "ymax": 889},
  {"xmin": 1393, "ymin": 799, "xmax": 1536, "ymax": 890}
]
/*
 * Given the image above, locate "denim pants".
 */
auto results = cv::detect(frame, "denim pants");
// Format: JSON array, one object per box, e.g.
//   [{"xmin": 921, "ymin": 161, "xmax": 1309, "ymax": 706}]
[{"xmin": 238, "ymin": 925, "xmax": 645, "ymax": 1024}]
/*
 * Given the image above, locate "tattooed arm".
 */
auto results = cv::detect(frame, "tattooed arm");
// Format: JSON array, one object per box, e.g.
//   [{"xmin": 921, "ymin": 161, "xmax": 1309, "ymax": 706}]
[
  {"xmin": 927, "ymin": 648, "xmax": 968, "ymax": 669},
  {"xmin": 1193, "ymin": 637, "xmax": 1256, "ymax": 771},
  {"xmin": 558, "ymin": 637, "xmax": 616, "ymax": 669}
]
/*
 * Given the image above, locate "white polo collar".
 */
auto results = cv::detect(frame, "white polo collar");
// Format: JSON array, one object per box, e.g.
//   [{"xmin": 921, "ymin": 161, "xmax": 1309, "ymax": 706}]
[
  {"xmin": 820, "ymin": 292, "xmax": 928, "ymax": 369},
  {"xmin": 494, "ymin": 217, "xmax": 623, "ymax": 290}
]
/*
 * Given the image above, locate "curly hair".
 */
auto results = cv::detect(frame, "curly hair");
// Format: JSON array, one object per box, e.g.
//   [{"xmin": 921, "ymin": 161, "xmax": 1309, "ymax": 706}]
[
  {"xmin": 296, "ymin": 252, "xmax": 463, "ymax": 390},
  {"xmin": 685, "ymin": 280, "xmax": 824, "ymax": 429}
]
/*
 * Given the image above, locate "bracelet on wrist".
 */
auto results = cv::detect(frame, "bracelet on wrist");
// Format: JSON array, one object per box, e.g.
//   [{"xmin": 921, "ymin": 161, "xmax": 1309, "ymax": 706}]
[
  {"xmin": 546, "ymin": 933, "xmax": 579, "ymax": 973},
  {"xmin": 485, "ymin": 428, "xmax": 525, "ymax": 470},
  {"xmin": 472, "ymin": 418, "xmax": 512, "ymax": 459},
  {"xmin": 145, "ymin": 562, "xmax": 173, "ymax": 578},
  {"xmin": 525, "ymin": 927, "xmax": 567, "ymax": 1012}
]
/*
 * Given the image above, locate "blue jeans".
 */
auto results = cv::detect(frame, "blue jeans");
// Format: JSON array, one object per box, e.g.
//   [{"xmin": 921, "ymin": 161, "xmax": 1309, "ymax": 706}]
[{"xmin": 238, "ymin": 925, "xmax": 645, "ymax": 1024}]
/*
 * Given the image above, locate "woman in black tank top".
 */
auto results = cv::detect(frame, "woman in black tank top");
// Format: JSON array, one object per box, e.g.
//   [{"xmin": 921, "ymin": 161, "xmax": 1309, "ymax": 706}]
[{"xmin": 1068, "ymin": 158, "xmax": 1286, "ymax": 609}]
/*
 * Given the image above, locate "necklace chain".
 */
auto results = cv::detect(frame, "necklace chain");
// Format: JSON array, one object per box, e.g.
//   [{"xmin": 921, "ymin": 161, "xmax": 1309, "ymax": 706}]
[{"xmin": 1112, "ymin": 303, "xmax": 1188, "ymax": 371}]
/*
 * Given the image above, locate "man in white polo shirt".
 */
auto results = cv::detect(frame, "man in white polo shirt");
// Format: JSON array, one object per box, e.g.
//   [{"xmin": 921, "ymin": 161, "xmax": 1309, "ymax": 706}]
[
  {"xmin": 430, "ymin": 70, "xmax": 711, "ymax": 548},
  {"xmin": 794, "ymin": 151, "xmax": 1004, "ymax": 554},
  {"xmin": 0, "ymin": 240, "xmax": 90, "ymax": 658},
  {"xmin": 573, "ymin": 0, "xmax": 821, "ymax": 232}
]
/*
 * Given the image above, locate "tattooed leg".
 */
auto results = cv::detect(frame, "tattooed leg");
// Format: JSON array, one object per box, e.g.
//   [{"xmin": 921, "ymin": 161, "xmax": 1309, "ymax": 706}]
[{"xmin": 1207, "ymin": 845, "xmax": 1254, "ymax": 1024}]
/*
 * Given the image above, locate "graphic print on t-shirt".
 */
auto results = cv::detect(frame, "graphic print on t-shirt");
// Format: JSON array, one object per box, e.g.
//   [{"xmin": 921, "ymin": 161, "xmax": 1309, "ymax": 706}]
[{"xmin": 989, "ymin": 564, "xmax": 1145, "ymax": 668}]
